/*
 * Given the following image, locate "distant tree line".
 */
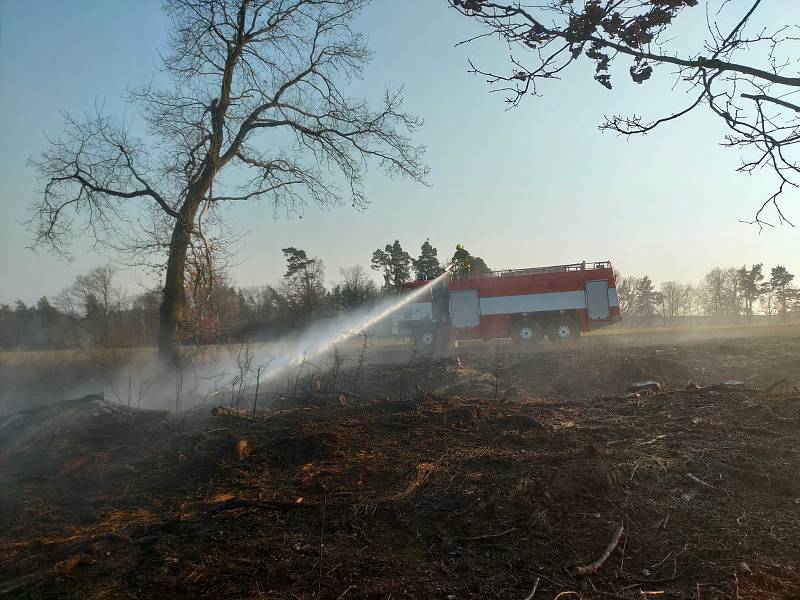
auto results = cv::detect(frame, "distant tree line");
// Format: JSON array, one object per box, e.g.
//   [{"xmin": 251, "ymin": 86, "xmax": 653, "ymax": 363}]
[
  {"xmin": 0, "ymin": 239, "xmax": 464, "ymax": 351},
  {"xmin": 617, "ymin": 264, "xmax": 799, "ymax": 327},
  {"xmin": 4, "ymin": 253, "xmax": 796, "ymax": 351}
]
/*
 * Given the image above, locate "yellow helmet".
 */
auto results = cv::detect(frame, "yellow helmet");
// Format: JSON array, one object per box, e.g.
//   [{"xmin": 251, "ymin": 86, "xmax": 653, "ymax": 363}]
[{"xmin": 456, "ymin": 243, "xmax": 464, "ymax": 250}]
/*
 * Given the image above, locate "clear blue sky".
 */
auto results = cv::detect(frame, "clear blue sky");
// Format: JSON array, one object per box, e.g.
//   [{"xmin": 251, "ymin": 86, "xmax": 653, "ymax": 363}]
[{"xmin": 1, "ymin": 0, "xmax": 798, "ymax": 305}]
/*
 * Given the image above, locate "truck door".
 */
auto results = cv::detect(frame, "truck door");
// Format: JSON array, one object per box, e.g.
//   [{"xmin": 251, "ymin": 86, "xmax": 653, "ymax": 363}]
[
  {"xmin": 585, "ymin": 280, "xmax": 610, "ymax": 320},
  {"xmin": 449, "ymin": 290, "xmax": 480, "ymax": 328},
  {"xmin": 431, "ymin": 287, "xmax": 450, "ymax": 323}
]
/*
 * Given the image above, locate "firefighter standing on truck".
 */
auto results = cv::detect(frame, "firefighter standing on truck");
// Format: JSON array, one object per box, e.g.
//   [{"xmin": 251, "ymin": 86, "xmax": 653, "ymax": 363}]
[{"xmin": 451, "ymin": 243, "xmax": 471, "ymax": 276}]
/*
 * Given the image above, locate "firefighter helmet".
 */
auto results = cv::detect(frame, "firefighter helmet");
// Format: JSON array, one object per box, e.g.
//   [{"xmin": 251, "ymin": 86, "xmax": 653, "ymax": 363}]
[{"xmin": 456, "ymin": 243, "xmax": 464, "ymax": 250}]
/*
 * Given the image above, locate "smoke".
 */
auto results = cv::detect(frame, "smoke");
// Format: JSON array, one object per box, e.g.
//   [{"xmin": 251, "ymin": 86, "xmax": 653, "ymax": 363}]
[{"xmin": 0, "ymin": 273, "xmax": 451, "ymax": 415}]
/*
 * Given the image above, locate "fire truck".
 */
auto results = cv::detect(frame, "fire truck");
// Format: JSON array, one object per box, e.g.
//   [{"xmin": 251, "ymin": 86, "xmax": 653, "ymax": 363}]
[{"xmin": 391, "ymin": 261, "xmax": 620, "ymax": 348}]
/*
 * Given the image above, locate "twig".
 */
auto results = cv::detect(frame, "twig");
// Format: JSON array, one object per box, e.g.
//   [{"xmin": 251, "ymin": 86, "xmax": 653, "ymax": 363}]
[
  {"xmin": 106, "ymin": 371, "xmax": 121, "ymax": 404},
  {"xmin": 317, "ymin": 488, "xmax": 327, "ymax": 597},
  {"xmin": 325, "ymin": 346, "xmax": 343, "ymax": 408},
  {"xmin": 570, "ymin": 525, "xmax": 624, "ymax": 577},
  {"xmin": 399, "ymin": 349, "xmax": 417, "ymax": 402},
  {"xmin": 234, "ymin": 342, "xmax": 254, "ymax": 414},
  {"xmin": 336, "ymin": 585, "xmax": 356, "ymax": 600},
  {"xmin": 764, "ymin": 378, "xmax": 788, "ymax": 393},
  {"xmin": 252, "ymin": 356, "xmax": 275, "ymax": 418},
  {"xmin": 175, "ymin": 367, "xmax": 183, "ymax": 412},
  {"xmin": 686, "ymin": 473, "xmax": 720, "ymax": 491},
  {"xmin": 522, "ymin": 577, "xmax": 540, "ymax": 600},
  {"xmin": 494, "ymin": 338, "xmax": 501, "ymax": 402},
  {"xmin": 137, "ymin": 377, "xmax": 150, "ymax": 408},
  {"xmin": 464, "ymin": 528, "xmax": 516, "ymax": 541},
  {"xmin": 352, "ymin": 331, "xmax": 369, "ymax": 404},
  {"xmin": 281, "ymin": 351, "xmax": 308, "ymax": 411},
  {"xmin": 206, "ymin": 497, "xmax": 318, "ymax": 516},
  {"xmin": 746, "ymin": 402, "xmax": 793, "ymax": 421},
  {"xmin": 253, "ymin": 366, "xmax": 262, "ymax": 418}
]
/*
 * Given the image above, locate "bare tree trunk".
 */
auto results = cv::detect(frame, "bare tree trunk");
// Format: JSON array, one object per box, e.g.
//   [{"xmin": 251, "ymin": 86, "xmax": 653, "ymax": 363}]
[{"xmin": 159, "ymin": 209, "xmax": 195, "ymax": 364}]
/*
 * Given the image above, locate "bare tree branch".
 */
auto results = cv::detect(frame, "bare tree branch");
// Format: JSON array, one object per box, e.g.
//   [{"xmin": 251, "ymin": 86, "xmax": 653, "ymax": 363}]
[
  {"xmin": 450, "ymin": 0, "xmax": 800, "ymax": 226},
  {"xmin": 29, "ymin": 0, "xmax": 427, "ymax": 360}
]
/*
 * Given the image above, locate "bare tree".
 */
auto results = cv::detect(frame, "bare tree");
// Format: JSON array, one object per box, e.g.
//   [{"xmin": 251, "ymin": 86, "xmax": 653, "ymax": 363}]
[
  {"xmin": 30, "ymin": 0, "xmax": 427, "ymax": 363},
  {"xmin": 184, "ymin": 259, "xmax": 240, "ymax": 344},
  {"xmin": 450, "ymin": 0, "xmax": 799, "ymax": 225},
  {"xmin": 331, "ymin": 265, "xmax": 378, "ymax": 311},
  {"xmin": 702, "ymin": 266, "xmax": 746, "ymax": 318},
  {"xmin": 615, "ymin": 273, "xmax": 643, "ymax": 321},
  {"xmin": 660, "ymin": 280, "xmax": 687, "ymax": 321},
  {"xmin": 702, "ymin": 267, "xmax": 729, "ymax": 318},
  {"xmin": 55, "ymin": 264, "xmax": 127, "ymax": 347}
]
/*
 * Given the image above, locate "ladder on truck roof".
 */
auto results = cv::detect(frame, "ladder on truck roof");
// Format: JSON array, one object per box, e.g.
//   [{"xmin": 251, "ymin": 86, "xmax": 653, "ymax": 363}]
[{"xmin": 479, "ymin": 261, "xmax": 612, "ymax": 279}]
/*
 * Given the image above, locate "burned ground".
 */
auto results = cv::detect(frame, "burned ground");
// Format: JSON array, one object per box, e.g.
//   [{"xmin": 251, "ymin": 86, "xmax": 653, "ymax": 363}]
[{"xmin": 1, "ymin": 330, "xmax": 800, "ymax": 599}]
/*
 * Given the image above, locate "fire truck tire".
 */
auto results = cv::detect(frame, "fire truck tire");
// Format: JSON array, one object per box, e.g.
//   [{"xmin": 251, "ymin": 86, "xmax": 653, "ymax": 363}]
[
  {"xmin": 413, "ymin": 327, "xmax": 438, "ymax": 350},
  {"xmin": 510, "ymin": 319, "xmax": 544, "ymax": 345},
  {"xmin": 547, "ymin": 315, "xmax": 581, "ymax": 342}
]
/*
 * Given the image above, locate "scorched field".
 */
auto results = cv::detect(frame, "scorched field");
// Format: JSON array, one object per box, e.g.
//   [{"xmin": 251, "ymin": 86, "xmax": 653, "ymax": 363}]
[{"xmin": 2, "ymin": 328, "xmax": 800, "ymax": 599}]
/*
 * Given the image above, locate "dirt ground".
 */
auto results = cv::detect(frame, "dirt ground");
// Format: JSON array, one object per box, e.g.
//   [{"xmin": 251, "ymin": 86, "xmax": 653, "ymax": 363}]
[{"xmin": 2, "ymin": 328, "xmax": 800, "ymax": 599}]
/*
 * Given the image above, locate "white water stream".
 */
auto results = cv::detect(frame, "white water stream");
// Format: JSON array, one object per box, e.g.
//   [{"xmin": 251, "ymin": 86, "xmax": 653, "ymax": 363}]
[{"xmin": 253, "ymin": 269, "xmax": 452, "ymax": 387}]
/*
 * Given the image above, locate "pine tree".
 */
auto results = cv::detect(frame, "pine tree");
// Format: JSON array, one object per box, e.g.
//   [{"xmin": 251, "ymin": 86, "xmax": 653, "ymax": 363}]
[
  {"xmin": 281, "ymin": 247, "xmax": 327, "ymax": 320},
  {"xmin": 770, "ymin": 265, "xmax": 795, "ymax": 316},
  {"xmin": 737, "ymin": 264, "xmax": 763, "ymax": 319},
  {"xmin": 411, "ymin": 240, "xmax": 445, "ymax": 278},
  {"xmin": 371, "ymin": 240, "xmax": 412, "ymax": 291},
  {"xmin": 467, "ymin": 256, "xmax": 491, "ymax": 274},
  {"xmin": 759, "ymin": 281, "xmax": 774, "ymax": 319}
]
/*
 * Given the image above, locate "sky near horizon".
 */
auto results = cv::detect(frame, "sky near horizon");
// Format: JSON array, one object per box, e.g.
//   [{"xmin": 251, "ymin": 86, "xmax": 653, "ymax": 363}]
[{"xmin": 1, "ymin": 0, "xmax": 799, "ymax": 305}]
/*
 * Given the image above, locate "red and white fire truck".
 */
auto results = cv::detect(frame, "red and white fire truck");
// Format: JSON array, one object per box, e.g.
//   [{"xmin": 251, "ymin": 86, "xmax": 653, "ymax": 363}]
[{"xmin": 391, "ymin": 261, "xmax": 620, "ymax": 348}]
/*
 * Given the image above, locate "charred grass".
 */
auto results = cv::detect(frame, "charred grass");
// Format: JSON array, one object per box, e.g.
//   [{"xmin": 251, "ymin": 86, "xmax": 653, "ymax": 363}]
[{"xmin": 1, "ymin": 334, "xmax": 800, "ymax": 599}]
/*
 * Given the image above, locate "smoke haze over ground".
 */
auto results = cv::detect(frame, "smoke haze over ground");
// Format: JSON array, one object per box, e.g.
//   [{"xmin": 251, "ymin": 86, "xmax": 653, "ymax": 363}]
[
  {"xmin": 0, "ymin": 272, "xmax": 451, "ymax": 415},
  {"xmin": 2, "ymin": 320, "xmax": 798, "ymax": 416},
  {"xmin": 3, "ymin": 328, "xmax": 800, "ymax": 598}
]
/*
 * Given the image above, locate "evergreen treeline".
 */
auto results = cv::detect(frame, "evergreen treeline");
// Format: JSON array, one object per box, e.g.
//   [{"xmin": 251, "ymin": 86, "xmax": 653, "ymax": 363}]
[
  {"xmin": 2, "ymin": 250, "xmax": 796, "ymax": 350},
  {"xmin": 1, "ymin": 240, "xmax": 468, "ymax": 350},
  {"xmin": 616, "ymin": 264, "xmax": 798, "ymax": 327}
]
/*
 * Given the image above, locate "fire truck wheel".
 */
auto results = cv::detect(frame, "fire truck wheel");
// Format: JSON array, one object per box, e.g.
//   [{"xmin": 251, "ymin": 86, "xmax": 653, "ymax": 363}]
[
  {"xmin": 548, "ymin": 315, "xmax": 581, "ymax": 342},
  {"xmin": 413, "ymin": 328, "xmax": 438, "ymax": 349},
  {"xmin": 510, "ymin": 319, "xmax": 544, "ymax": 345}
]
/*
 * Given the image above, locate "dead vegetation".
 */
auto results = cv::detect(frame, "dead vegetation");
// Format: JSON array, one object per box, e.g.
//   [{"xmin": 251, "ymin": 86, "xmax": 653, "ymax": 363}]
[{"xmin": 2, "ymin": 334, "xmax": 800, "ymax": 599}]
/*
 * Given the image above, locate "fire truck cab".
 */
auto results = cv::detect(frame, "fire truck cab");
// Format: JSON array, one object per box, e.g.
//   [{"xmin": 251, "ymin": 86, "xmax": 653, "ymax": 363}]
[{"xmin": 391, "ymin": 261, "xmax": 620, "ymax": 348}]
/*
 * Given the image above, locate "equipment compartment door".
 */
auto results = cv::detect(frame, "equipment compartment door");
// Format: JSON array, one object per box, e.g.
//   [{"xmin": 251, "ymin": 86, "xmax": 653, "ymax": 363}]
[
  {"xmin": 585, "ymin": 280, "xmax": 610, "ymax": 320},
  {"xmin": 449, "ymin": 290, "xmax": 480, "ymax": 328}
]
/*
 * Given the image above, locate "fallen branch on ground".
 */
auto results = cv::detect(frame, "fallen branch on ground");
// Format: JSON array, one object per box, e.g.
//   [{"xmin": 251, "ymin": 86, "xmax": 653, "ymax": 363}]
[
  {"xmin": 207, "ymin": 496, "xmax": 318, "ymax": 515},
  {"xmin": 686, "ymin": 473, "xmax": 723, "ymax": 492},
  {"xmin": 464, "ymin": 527, "xmax": 516, "ymax": 541},
  {"xmin": 764, "ymin": 378, "xmax": 789, "ymax": 394},
  {"xmin": 522, "ymin": 576, "xmax": 540, "ymax": 600},
  {"xmin": 569, "ymin": 525, "xmax": 624, "ymax": 577}
]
